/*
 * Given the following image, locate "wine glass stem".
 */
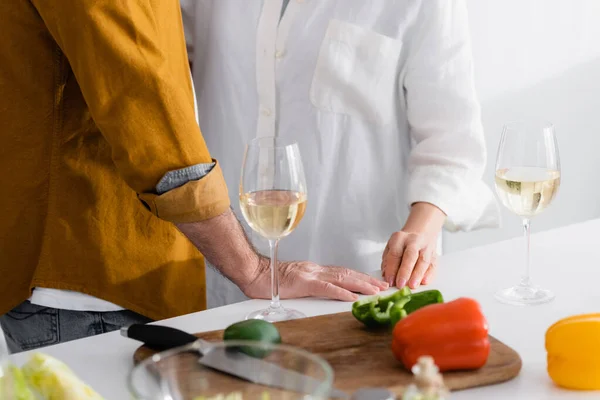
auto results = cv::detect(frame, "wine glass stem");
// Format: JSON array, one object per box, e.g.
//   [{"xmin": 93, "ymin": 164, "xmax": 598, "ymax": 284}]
[
  {"xmin": 269, "ymin": 239, "xmax": 281, "ymax": 310},
  {"xmin": 521, "ymin": 218, "xmax": 532, "ymax": 287}
]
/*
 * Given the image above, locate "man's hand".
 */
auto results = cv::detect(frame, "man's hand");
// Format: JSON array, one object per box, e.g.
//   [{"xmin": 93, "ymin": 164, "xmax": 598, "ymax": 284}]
[
  {"xmin": 176, "ymin": 210, "xmax": 263, "ymax": 293},
  {"xmin": 242, "ymin": 257, "xmax": 389, "ymax": 301},
  {"xmin": 381, "ymin": 202, "xmax": 446, "ymax": 289},
  {"xmin": 177, "ymin": 209, "xmax": 387, "ymax": 302}
]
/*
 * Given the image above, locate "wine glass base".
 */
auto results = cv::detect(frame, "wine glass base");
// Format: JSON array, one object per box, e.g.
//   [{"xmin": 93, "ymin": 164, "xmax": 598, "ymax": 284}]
[
  {"xmin": 495, "ymin": 285, "xmax": 555, "ymax": 306},
  {"xmin": 246, "ymin": 307, "xmax": 306, "ymax": 322}
]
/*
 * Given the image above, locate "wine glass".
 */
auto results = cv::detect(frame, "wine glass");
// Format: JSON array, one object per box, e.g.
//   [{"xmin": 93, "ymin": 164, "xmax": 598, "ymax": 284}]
[
  {"xmin": 239, "ymin": 137, "xmax": 307, "ymax": 321},
  {"xmin": 494, "ymin": 122, "xmax": 561, "ymax": 305}
]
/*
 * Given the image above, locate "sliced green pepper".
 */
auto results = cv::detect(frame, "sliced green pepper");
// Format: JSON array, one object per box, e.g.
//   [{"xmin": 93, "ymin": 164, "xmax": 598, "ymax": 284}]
[
  {"xmin": 352, "ymin": 288, "xmax": 413, "ymax": 327},
  {"xmin": 386, "ymin": 295, "xmax": 412, "ymax": 326},
  {"xmin": 390, "ymin": 303, "xmax": 408, "ymax": 327},
  {"xmin": 377, "ymin": 286, "xmax": 411, "ymax": 311},
  {"xmin": 369, "ymin": 301, "xmax": 394, "ymax": 324},
  {"xmin": 351, "ymin": 296, "xmax": 380, "ymax": 328},
  {"xmin": 403, "ymin": 289, "xmax": 444, "ymax": 315},
  {"xmin": 351, "ymin": 287, "xmax": 444, "ymax": 328},
  {"xmin": 390, "ymin": 289, "xmax": 445, "ymax": 326}
]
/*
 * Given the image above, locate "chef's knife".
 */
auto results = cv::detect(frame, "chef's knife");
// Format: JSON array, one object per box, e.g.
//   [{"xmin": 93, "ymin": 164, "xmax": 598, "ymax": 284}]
[{"xmin": 122, "ymin": 324, "xmax": 349, "ymax": 399}]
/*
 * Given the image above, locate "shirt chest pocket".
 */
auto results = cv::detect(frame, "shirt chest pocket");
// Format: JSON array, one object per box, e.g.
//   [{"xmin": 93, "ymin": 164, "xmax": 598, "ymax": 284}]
[{"xmin": 310, "ymin": 20, "xmax": 403, "ymax": 126}]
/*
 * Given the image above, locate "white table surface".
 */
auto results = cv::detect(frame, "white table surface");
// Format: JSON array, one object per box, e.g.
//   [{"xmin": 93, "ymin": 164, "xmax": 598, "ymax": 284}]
[{"xmin": 10, "ymin": 219, "xmax": 600, "ymax": 399}]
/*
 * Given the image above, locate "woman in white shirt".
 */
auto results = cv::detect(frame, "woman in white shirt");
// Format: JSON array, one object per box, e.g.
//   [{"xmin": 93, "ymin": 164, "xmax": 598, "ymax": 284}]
[{"xmin": 181, "ymin": 0, "xmax": 500, "ymax": 307}]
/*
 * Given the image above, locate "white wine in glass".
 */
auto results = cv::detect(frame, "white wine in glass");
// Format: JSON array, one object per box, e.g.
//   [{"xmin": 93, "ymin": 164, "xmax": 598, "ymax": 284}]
[
  {"xmin": 239, "ymin": 137, "xmax": 307, "ymax": 322},
  {"xmin": 240, "ymin": 190, "xmax": 307, "ymax": 240},
  {"xmin": 494, "ymin": 122, "xmax": 561, "ymax": 305}
]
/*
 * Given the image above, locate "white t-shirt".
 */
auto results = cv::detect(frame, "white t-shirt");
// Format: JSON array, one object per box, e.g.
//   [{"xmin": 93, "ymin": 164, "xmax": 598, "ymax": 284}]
[{"xmin": 29, "ymin": 289, "xmax": 124, "ymax": 312}]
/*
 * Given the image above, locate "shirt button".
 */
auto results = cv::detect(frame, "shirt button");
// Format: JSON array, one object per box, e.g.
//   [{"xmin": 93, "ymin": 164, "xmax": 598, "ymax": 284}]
[
  {"xmin": 275, "ymin": 49, "xmax": 285, "ymax": 59},
  {"xmin": 261, "ymin": 107, "xmax": 272, "ymax": 116}
]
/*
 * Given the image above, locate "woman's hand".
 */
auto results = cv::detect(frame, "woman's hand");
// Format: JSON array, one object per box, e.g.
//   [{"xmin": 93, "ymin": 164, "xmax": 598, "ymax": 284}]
[
  {"xmin": 381, "ymin": 202, "xmax": 446, "ymax": 289},
  {"xmin": 381, "ymin": 230, "xmax": 439, "ymax": 289}
]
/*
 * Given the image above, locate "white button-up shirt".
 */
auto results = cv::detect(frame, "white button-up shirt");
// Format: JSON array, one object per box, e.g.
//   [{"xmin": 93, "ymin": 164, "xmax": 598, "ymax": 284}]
[{"xmin": 182, "ymin": 0, "xmax": 500, "ymax": 306}]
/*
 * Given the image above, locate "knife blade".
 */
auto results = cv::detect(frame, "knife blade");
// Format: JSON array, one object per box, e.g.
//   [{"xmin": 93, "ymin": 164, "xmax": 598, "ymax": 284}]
[{"xmin": 122, "ymin": 324, "xmax": 348, "ymax": 399}]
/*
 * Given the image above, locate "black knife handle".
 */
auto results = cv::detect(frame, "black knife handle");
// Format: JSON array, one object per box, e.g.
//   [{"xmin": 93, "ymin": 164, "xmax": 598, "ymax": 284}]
[{"xmin": 123, "ymin": 324, "xmax": 199, "ymax": 351}]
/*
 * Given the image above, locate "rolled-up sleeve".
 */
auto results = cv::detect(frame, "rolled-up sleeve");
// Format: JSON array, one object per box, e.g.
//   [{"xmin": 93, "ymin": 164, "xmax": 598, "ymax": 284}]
[
  {"xmin": 31, "ymin": 0, "xmax": 229, "ymax": 223},
  {"xmin": 403, "ymin": 0, "xmax": 500, "ymax": 231}
]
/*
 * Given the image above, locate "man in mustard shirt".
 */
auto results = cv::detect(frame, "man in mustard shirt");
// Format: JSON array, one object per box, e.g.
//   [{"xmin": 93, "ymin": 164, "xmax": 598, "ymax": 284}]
[{"xmin": 0, "ymin": 0, "xmax": 386, "ymax": 353}]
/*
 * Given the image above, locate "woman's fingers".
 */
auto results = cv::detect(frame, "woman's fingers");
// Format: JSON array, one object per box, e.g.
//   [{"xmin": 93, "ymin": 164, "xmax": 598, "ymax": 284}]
[
  {"xmin": 408, "ymin": 250, "xmax": 432, "ymax": 289},
  {"xmin": 396, "ymin": 242, "xmax": 419, "ymax": 288},
  {"xmin": 422, "ymin": 255, "xmax": 438, "ymax": 285},
  {"xmin": 382, "ymin": 232, "xmax": 406, "ymax": 286}
]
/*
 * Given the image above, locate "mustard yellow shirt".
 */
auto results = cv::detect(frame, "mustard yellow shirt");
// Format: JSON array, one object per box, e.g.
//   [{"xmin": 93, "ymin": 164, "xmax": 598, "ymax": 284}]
[{"xmin": 0, "ymin": 0, "xmax": 230, "ymax": 320}]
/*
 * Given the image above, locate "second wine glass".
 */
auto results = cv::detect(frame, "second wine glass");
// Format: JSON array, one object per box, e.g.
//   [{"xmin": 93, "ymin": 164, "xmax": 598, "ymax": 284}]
[
  {"xmin": 239, "ymin": 137, "xmax": 307, "ymax": 322},
  {"xmin": 494, "ymin": 121, "xmax": 561, "ymax": 305}
]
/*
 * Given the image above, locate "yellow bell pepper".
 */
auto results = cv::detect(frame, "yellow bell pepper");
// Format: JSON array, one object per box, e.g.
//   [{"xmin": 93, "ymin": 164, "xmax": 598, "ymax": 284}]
[{"xmin": 546, "ymin": 313, "xmax": 600, "ymax": 390}]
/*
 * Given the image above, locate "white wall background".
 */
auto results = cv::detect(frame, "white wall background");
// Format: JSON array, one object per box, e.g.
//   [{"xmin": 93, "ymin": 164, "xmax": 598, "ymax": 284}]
[{"xmin": 443, "ymin": 0, "xmax": 600, "ymax": 252}]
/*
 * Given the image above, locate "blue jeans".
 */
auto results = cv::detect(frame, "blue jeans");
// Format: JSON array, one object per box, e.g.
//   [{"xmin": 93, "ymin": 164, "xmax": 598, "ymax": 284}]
[{"xmin": 0, "ymin": 301, "xmax": 152, "ymax": 353}]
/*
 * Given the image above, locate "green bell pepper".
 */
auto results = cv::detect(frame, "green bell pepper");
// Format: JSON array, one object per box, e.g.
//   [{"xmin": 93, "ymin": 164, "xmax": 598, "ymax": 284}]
[
  {"xmin": 352, "ymin": 287, "xmax": 412, "ymax": 327},
  {"xmin": 351, "ymin": 297, "xmax": 379, "ymax": 328},
  {"xmin": 390, "ymin": 303, "xmax": 408, "ymax": 327},
  {"xmin": 403, "ymin": 290, "xmax": 444, "ymax": 315},
  {"xmin": 377, "ymin": 286, "xmax": 411, "ymax": 311},
  {"xmin": 370, "ymin": 301, "xmax": 395, "ymax": 324},
  {"xmin": 391, "ymin": 289, "xmax": 444, "ymax": 326},
  {"xmin": 352, "ymin": 287, "xmax": 444, "ymax": 328}
]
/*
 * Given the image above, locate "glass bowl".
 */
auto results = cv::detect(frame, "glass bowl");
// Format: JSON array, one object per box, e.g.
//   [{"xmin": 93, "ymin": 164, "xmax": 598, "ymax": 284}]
[{"xmin": 128, "ymin": 340, "xmax": 334, "ymax": 399}]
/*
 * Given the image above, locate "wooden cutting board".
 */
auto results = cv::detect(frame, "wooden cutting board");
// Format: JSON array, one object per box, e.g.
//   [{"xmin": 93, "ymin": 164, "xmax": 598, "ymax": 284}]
[{"xmin": 133, "ymin": 311, "xmax": 522, "ymax": 396}]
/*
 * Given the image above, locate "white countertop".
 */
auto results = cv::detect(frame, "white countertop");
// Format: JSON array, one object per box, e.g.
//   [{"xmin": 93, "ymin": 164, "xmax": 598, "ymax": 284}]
[{"xmin": 10, "ymin": 219, "xmax": 600, "ymax": 399}]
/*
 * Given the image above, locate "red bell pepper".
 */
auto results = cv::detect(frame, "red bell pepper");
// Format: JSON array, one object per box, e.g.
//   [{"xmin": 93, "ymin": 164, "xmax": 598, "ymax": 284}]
[{"xmin": 391, "ymin": 297, "xmax": 490, "ymax": 372}]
